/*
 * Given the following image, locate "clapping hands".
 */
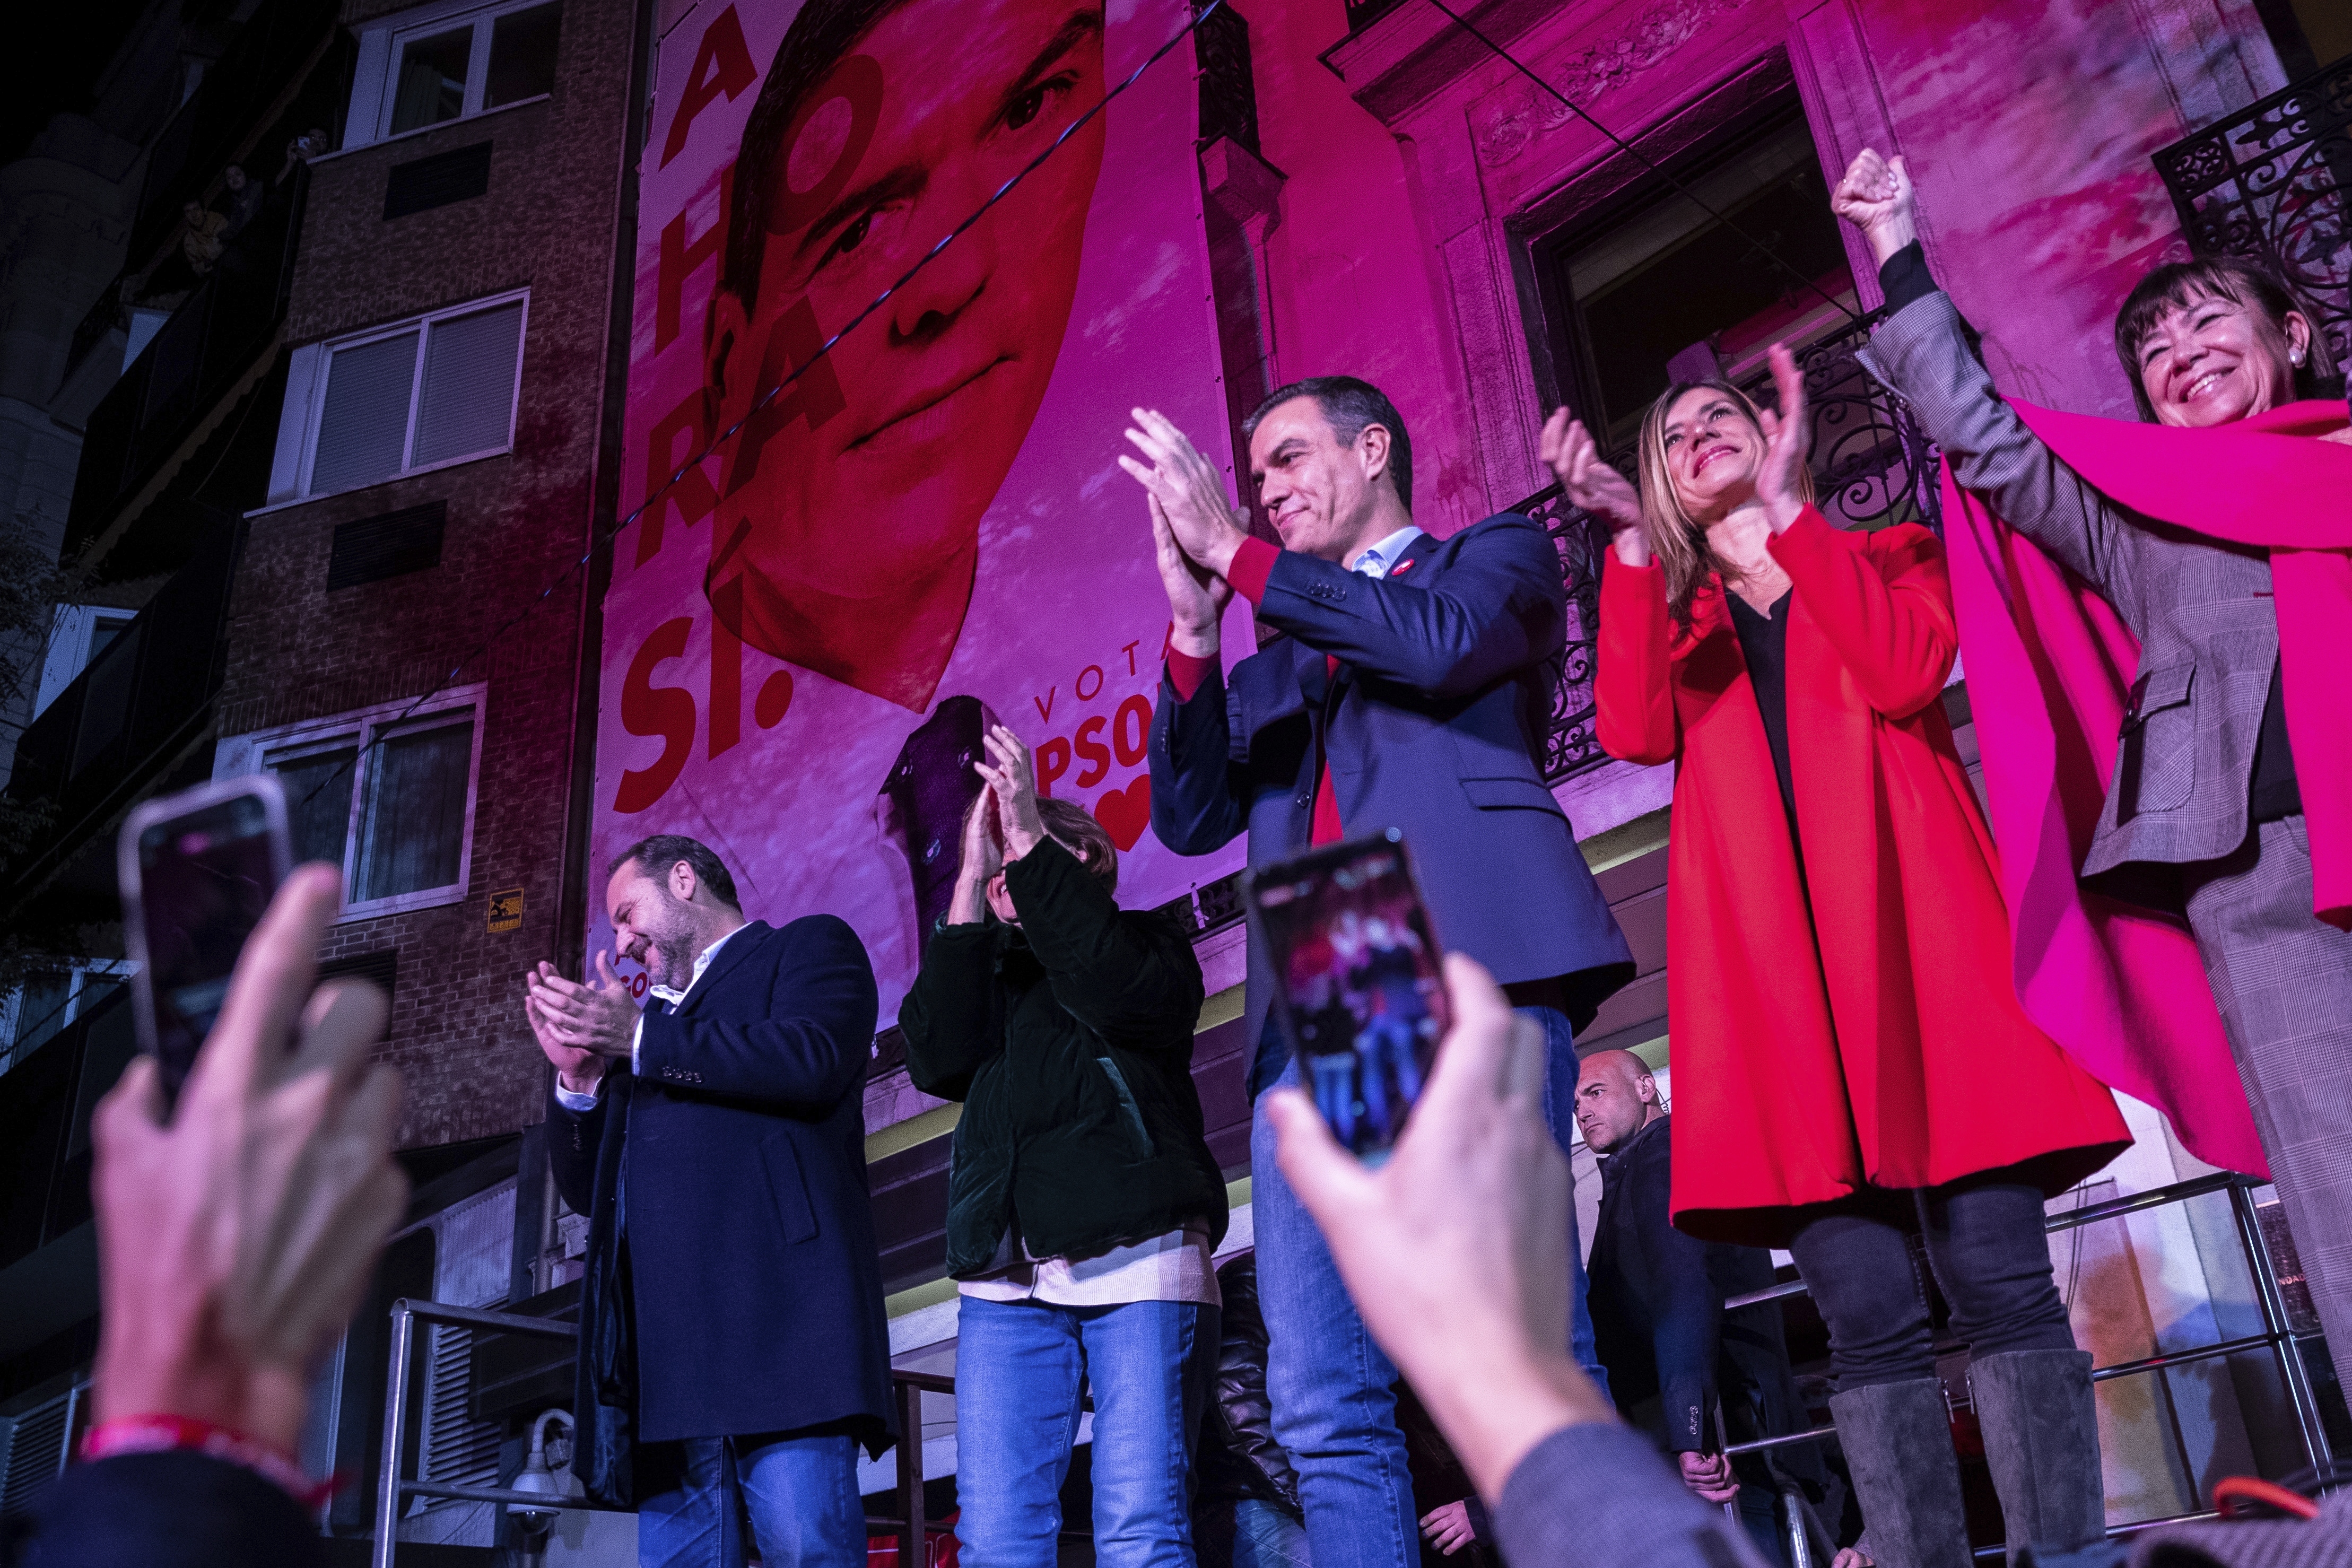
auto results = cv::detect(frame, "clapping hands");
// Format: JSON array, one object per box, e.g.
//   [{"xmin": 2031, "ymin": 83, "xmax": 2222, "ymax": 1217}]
[{"xmin": 1539, "ymin": 411, "xmax": 1648, "ymax": 565}]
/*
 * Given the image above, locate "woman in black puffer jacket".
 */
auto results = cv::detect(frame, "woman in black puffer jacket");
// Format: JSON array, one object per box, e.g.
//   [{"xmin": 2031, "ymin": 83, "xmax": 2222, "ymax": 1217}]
[{"xmin": 900, "ymin": 725, "xmax": 1227, "ymax": 1568}]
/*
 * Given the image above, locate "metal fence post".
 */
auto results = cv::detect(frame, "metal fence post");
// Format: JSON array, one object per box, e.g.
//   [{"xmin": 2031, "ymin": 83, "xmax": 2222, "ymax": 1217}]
[
  {"xmin": 896, "ymin": 1377, "xmax": 926, "ymax": 1565},
  {"xmin": 2226, "ymin": 1182, "xmax": 2331, "ymax": 1471},
  {"xmin": 373, "ymin": 1300, "xmax": 416, "ymax": 1568},
  {"xmin": 1783, "ymin": 1486, "xmax": 1816, "ymax": 1568}
]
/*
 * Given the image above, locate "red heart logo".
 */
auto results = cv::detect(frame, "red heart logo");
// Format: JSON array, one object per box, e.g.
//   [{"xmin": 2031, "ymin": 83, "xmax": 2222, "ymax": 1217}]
[{"xmin": 1093, "ymin": 776, "xmax": 1153, "ymax": 851}]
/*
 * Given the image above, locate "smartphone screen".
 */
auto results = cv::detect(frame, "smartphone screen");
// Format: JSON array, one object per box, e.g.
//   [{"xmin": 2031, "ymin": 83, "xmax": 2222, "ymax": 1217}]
[
  {"xmin": 1249, "ymin": 830, "xmax": 1450, "ymax": 1162},
  {"xmin": 125, "ymin": 782, "xmax": 289, "ymax": 1111}
]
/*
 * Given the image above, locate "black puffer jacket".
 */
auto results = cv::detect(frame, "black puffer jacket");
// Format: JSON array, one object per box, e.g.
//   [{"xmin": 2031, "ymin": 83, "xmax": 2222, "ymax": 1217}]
[
  {"xmin": 899, "ymin": 838, "xmax": 1226, "ymax": 1274},
  {"xmin": 1194, "ymin": 1254, "xmax": 1302, "ymax": 1515}
]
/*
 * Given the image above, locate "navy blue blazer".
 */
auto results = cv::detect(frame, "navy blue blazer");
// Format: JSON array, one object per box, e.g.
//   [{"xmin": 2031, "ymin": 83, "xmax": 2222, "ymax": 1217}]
[
  {"xmin": 1149, "ymin": 516, "xmax": 1634, "ymax": 1071},
  {"xmin": 548, "ymin": 914, "xmax": 893, "ymax": 1493}
]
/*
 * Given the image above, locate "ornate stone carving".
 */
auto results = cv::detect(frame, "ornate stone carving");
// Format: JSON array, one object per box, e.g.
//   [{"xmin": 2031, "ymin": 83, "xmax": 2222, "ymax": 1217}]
[{"xmin": 1472, "ymin": 0, "xmax": 1754, "ymax": 167}]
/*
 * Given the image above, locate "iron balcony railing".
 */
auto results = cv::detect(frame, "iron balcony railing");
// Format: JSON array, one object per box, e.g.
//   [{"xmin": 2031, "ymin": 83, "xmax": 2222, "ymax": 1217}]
[
  {"xmin": 374, "ymin": 1300, "xmax": 977, "ymax": 1566},
  {"xmin": 3, "ymin": 511, "xmax": 245, "ymax": 912},
  {"xmin": 2152, "ymin": 53, "xmax": 2352, "ymax": 380},
  {"xmin": 1713, "ymin": 1173, "xmax": 2331, "ymax": 1566},
  {"xmin": 1519, "ymin": 304, "xmax": 1945, "ymax": 782},
  {"xmin": 64, "ymin": 167, "xmax": 307, "ymax": 558}
]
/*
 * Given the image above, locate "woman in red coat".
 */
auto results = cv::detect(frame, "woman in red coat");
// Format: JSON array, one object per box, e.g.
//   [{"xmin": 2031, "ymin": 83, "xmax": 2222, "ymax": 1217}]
[{"xmin": 1557, "ymin": 350, "xmax": 2129, "ymax": 1568}]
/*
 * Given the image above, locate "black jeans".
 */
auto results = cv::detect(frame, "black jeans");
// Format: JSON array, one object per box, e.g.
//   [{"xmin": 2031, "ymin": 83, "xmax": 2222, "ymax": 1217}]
[{"xmin": 1787, "ymin": 1174, "xmax": 2075, "ymax": 1389}]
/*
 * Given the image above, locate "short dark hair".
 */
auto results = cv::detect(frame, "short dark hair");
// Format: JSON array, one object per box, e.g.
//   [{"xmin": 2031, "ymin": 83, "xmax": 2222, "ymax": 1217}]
[
  {"xmin": 608, "ymin": 834, "xmax": 742, "ymax": 910},
  {"xmin": 1037, "ymin": 797, "xmax": 1118, "ymax": 894},
  {"xmin": 1242, "ymin": 376, "xmax": 1413, "ymax": 507},
  {"xmin": 722, "ymin": 0, "xmax": 912, "ymax": 311},
  {"xmin": 2114, "ymin": 256, "xmax": 2341, "ymax": 422}
]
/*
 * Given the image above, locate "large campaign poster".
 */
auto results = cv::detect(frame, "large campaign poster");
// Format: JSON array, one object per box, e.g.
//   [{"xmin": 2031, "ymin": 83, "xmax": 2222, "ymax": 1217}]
[{"xmin": 594, "ymin": 0, "xmax": 1245, "ymax": 1016}]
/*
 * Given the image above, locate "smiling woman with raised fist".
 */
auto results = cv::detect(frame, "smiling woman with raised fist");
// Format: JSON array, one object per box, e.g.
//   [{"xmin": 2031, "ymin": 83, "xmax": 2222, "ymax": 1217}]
[{"xmin": 1575, "ymin": 338, "xmax": 2129, "ymax": 1568}]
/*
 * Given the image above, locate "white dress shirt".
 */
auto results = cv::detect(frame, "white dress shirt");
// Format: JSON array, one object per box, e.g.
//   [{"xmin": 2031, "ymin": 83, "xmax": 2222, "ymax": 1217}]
[
  {"xmin": 552, "ymin": 924, "xmax": 747, "ymax": 1110},
  {"xmin": 1350, "ymin": 523, "xmax": 1425, "ymax": 579}
]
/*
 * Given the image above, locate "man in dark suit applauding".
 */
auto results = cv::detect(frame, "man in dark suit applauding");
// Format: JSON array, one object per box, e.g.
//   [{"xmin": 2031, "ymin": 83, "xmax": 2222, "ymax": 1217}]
[
  {"xmin": 524, "ymin": 837, "xmax": 891, "ymax": 1568},
  {"xmin": 1120, "ymin": 380, "xmax": 1635, "ymax": 1568}
]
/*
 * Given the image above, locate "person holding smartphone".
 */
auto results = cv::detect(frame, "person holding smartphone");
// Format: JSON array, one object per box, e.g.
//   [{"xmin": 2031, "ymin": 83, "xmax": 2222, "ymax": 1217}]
[
  {"xmin": 899, "ymin": 725, "xmax": 1227, "ymax": 1567},
  {"xmin": 1561, "ymin": 349, "xmax": 2128, "ymax": 1567}
]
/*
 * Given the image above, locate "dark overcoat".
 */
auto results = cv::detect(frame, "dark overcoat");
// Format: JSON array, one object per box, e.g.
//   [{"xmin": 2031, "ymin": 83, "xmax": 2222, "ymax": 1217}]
[{"xmin": 547, "ymin": 915, "xmax": 892, "ymax": 1504}]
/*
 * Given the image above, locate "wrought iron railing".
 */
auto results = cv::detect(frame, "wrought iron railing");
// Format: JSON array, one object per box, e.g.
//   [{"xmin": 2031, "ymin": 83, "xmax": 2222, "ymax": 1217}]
[
  {"xmin": 1519, "ymin": 304, "xmax": 1944, "ymax": 782},
  {"xmin": 2153, "ymin": 54, "xmax": 2352, "ymax": 377}
]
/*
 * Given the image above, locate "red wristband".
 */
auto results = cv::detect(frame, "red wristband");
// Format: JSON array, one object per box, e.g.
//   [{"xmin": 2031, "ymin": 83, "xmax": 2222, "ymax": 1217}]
[{"xmin": 83, "ymin": 1414, "xmax": 336, "ymax": 1506}]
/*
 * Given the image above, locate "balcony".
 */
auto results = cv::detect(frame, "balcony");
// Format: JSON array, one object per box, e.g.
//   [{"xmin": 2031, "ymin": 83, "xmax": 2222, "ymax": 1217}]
[
  {"xmin": 63, "ymin": 168, "xmax": 305, "ymax": 561},
  {"xmin": 4, "ymin": 510, "xmax": 245, "ymax": 906},
  {"xmin": 125, "ymin": 0, "xmax": 343, "ymax": 267}
]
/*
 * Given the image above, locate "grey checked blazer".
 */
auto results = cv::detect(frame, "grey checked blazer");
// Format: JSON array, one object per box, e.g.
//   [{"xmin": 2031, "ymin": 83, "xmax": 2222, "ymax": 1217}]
[{"xmin": 1857, "ymin": 293, "xmax": 2280, "ymax": 905}]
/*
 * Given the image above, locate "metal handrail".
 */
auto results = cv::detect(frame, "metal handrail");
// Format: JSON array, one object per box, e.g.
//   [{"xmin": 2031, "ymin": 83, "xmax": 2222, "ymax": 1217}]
[
  {"xmin": 372, "ymin": 1298, "xmax": 960, "ymax": 1566},
  {"xmin": 1712, "ymin": 1173, "xmax": 2332, "ymax": 1531}
]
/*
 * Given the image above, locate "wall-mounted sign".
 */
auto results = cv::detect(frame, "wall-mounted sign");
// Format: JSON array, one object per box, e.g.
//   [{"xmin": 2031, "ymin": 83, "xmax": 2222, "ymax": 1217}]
[{"xmin": 487, "ymin": 887, "xmax": 525, "ymax": 933}]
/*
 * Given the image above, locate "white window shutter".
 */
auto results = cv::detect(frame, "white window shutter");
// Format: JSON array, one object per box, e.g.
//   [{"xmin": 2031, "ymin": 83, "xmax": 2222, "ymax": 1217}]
[
  {"xmin": 412, "ymin": 301, "xmax": 524, "ymax": 467},
  {"xmin": 310, "ymin": 330, "xmax": 421, "ymax": 496}
]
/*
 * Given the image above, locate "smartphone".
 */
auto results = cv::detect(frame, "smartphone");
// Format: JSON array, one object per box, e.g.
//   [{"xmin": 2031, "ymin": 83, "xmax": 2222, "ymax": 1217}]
[
  {"xmin": 1247, "ymin": 829, "xmax": 1450, "ymax": 1162},
  {"xmin": 119, "ymin": 775, "xmax": 293, "ymax": 1115}
]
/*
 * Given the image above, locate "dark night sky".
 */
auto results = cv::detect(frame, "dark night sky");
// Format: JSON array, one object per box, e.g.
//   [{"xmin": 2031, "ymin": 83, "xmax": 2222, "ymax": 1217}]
[{"xmin": 0, "ymin": 0, "xmax": 165, "ymax": 168}]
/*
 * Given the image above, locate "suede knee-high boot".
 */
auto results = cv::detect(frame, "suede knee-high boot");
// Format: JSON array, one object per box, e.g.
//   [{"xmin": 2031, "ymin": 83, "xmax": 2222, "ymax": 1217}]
[
  {"xmin": 1829, "ymin": 1377, "xmax": 1972, "ymax": 1568},
  {"xmin": 1968, "ymin": 1348, "xmax": 2106, "ymax": 1564}
]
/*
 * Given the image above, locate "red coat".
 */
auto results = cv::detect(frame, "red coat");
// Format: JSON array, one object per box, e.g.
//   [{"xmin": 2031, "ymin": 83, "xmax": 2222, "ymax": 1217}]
[{"xmin": 1597, "ymin": 507, "xmax": 2128, "ymax": 1245}]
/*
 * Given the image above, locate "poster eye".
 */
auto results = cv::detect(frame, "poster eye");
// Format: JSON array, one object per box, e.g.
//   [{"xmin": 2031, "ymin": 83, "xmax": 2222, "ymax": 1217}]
[{"xmin": 1006, "ymin": 86, "xmax": 1048, "ymax": 130}]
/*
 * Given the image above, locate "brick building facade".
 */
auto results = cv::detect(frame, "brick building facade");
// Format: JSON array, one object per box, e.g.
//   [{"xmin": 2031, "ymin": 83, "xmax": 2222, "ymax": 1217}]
[{"xmin": 217, "ymin": 0, "xmax": 640, "ymax": 1147}]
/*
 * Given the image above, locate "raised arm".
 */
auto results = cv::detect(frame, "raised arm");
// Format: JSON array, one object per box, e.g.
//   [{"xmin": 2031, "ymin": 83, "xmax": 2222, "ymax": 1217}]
[
  {"xmin": 1771, "ymin": 510, "xmax": 1956, "ymax": 718},
  {"xmin": 1596, "ymin": 553, "xmax": 1679, "ymax": 765},
  {"xmin": 635, "ymin": 916, "xmax": 878, "ymax": 1114},
  {"xmin": 1248, "ymin": 518, "xmax": 1564, "ymax": 698},
  {"xmin": 1835, "ymin": 147, "xmax": 2130, "ymax": 593}
]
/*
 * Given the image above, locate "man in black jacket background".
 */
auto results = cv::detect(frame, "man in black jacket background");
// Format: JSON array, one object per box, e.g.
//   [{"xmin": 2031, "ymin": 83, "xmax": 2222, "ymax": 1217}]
[
  {"xmin": 526, "ymin": 837, "xmax": 890, "ymax": 1568},
  {"xmin": 900, "ymin": 724, "xmax": 1226, "ymax": 1567},
  {"xmin": 1575, "ymin": 1051, "xmax": 1858, "ymax": 1568}
]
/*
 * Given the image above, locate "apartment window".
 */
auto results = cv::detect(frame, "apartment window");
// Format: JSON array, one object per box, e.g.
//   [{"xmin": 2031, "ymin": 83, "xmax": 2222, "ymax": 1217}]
[
  {"xmin": 367, "ymin": 0, "xmax": 562, "ymax": 142},
  {"xmin": 214, "ymin": 688, "xmax": 486, "ymax": 919},
  {"xmin": 277, "ymin": 293, "xmax": 526, "ymax": 502},
  {"xmin": 32, "ymin": 606, "xmax": 137, "ymax": 717}
]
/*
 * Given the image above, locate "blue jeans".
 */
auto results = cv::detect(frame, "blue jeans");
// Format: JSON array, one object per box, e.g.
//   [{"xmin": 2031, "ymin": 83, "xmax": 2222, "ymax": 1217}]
[
  {"xmin": 1247, "ymin": 1004, "xmax": 1601, "ymax": 1568},
  {"xmin": 1192, "ymin": 1496, "xmax": 1312, "ymax": 1568},
  {"xmin": 635, "ymin": 1431, "xmax": 864, "ymax": 1568},
  {"xmin": 954, "ymin": 1295, "xmax": 1219, "ymax": 1567}
]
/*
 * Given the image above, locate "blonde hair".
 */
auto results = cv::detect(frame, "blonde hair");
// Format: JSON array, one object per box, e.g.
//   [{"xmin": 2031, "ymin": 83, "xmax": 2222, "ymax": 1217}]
[{"xmin": 1633, "ymin": 379, "xmax": 1816, "ymax": 631}]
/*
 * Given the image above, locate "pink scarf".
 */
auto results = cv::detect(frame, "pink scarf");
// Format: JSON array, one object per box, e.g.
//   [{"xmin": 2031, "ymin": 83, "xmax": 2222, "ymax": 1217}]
[{"xmin": 1941, "ymin": 399, "xmax": 2352, "ymax": 1178}]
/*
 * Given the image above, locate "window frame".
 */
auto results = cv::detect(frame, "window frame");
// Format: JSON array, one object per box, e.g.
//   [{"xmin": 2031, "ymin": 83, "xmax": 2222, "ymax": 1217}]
[
  {"xmin": 275, "ymin": 290, "xmax": 530, "ymax": 506},
  {"xmin": 214, "ymin": 685, "xmax": 489, "ymax": 923},
  {"xmin": 346, "ymin": 0, "xmax": 563, "ymax": 150}
]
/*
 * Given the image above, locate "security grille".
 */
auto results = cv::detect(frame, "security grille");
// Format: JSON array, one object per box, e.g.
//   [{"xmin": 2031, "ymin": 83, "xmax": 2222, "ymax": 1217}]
[
  {"xmin": 406, "ymin": 1182, "xmax": 517, "ymax": 1514},
  {"xmin": 0, "ymin": 1387, "xmax": 81, "ymax": 1519}
]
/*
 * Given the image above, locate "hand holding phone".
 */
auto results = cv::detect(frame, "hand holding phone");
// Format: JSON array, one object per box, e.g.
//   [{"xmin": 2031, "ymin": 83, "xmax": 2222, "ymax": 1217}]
[
  {"xmin": 1248, "ymin": 830, "xmax": 1450, "ymax": 1162},
  {"xmin": 119, "ymin": 776, "xmax": 294, "ymax": 1117}
]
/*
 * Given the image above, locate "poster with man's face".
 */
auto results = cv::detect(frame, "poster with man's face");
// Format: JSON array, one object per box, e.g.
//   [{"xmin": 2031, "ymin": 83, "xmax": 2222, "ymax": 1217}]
[{"xmin": 595, "ymin": 0, "xmax": 1244, "ymax": 1016}]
